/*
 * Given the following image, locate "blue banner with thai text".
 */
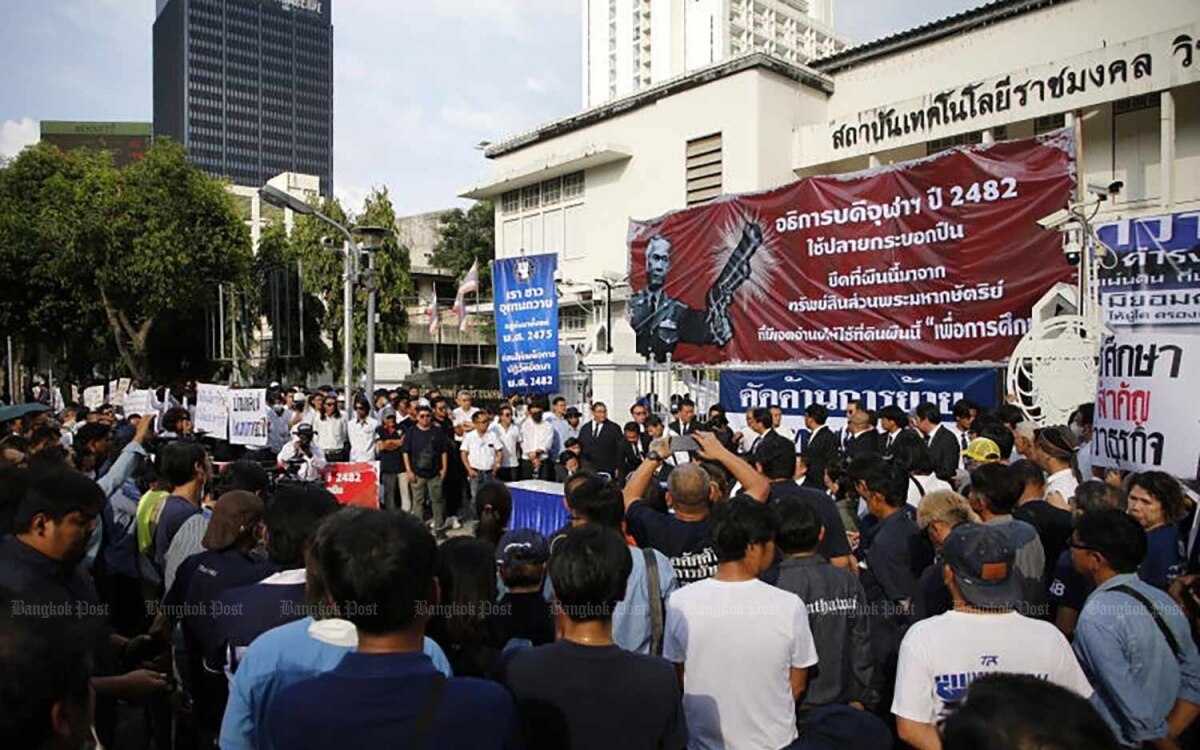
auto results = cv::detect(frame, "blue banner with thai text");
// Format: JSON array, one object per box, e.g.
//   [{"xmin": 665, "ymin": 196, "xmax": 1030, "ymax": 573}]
[
  {"xmin": 719, "ymin": 368, "xmax": 998, "ymax": 418},
  {"xmin": 1097, "ymin": 211, "xmax": 1200, "ymax": 331},
  {"xmin": 493, "ymin": 254, "xmax": 559, "ymax": 396}
]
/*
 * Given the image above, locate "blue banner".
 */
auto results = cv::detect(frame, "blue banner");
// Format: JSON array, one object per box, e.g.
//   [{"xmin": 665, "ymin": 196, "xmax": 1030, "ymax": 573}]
[
  {"xmin": 493, "ymin": 254, "xmax": 559, "ymax": 396},
  {"xmin": 719, "ymin": 368, "xmax": 998, "ymax": 418},
  {"xmin": 1096, "ymin": 211, "xmax": 1200, "ymax": 331}
]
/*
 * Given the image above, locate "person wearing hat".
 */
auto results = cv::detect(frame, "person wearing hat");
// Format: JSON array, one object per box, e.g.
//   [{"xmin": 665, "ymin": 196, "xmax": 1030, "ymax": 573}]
[
  {"xmin": 961, "ymin": 437, "xmax": 1002, "ymax": 472},
  {"xmin": 492, "ymin": 528, "xmax": 555, "ymax": 647},
  {"xmin": 893, "ymin": 523, "xmax": 1093, "ymax": 750},
  {"xmin": 912, "ymin": 490, "xmax": 980, "ymax": 623},
  {"xmin": 374, "ymin": 407, "xmax": 408, "ymax": 512},
  {"xmin": 1034, "ymin": 425, "xmax": 1081, "ymax": 510},
  {"xmin": 966, "ymin": 463, "xmax": 1046, "ymax": 615},
  {"xmin": 278, "ymin": 422, "xmax": 327, "ymax": 482}
]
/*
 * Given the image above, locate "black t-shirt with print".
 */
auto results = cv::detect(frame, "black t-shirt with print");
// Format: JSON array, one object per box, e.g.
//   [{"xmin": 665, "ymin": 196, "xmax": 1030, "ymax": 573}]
[{"xmin": 625, "ymin": 501, "xmax": 717, "ymax": 585}]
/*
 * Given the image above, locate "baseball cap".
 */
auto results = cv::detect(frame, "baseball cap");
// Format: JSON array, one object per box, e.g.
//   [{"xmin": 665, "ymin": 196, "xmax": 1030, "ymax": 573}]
[
  {"xmin": 565, "ymin": 407, "xmax": 582, "ymax": 419},
  {"xmin": 941, "ymin": 524, "xmax": 1022, "ymax": 610},
  {"xmin": 202, "ymin": 491, "xmax": 264, "ymax": 551},
  {"xmin": 380, "ymin": 406, "xmax": 397, "ymax": 421},
  {"xmin": 961, "ymin": 437, "xmax": 1001, "ymax": 463},
  {"xmin": 295, "ymin": 422, "xmax": 314, "ymax": 437},
  {"xmin": 496, "ymin": 529, "xmax": 549, "ymax": 567}
]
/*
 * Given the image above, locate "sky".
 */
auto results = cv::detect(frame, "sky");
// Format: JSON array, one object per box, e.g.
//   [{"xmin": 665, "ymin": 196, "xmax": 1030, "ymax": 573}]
[{"xmin": 0, "ymin": 0, "xmax": 982, "ymax": 218}]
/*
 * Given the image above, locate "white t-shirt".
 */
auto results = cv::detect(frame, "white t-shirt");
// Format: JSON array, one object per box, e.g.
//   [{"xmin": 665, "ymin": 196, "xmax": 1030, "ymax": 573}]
[
  {"xmin": 906, "ymin": 473, "xmax": 953, "ymax": 507},
  {"xmin": 452, "ymin": 406, "xmax": 479, "ymax": 428},
  {"xmin": 892, "ymin": 610, "xmax": 1092, "ymax": 725},
  {"xmin": 346, "ymin": 416, "xmax": 379, "ymax": 462},
  {"xmin": 1045, "ymin": 469, "xmax": 1080, "ymax": 505},
  {"xmin": 461, "ymin": 430, "xmax": 500, "ymax": 471},
  {"xmin": 489, "ymin": 423, "xmax": 522, "ymax": 468},
  {"xmin": 663, "ymin": 578, "xmax": 818, "ymax": 750}
]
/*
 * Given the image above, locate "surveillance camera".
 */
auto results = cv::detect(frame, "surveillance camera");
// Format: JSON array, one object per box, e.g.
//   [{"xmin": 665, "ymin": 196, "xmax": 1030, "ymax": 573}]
[
  {"xmin": 1063, "ymin": 238, "xmax": 1083, "ymax": 266},
  {"xmin": 1086, "ymin": 180, "xmax": 1124, "ymax": 201},
  {"xmin": 1036, "ymin": 208, "xmax": 1072, "ymax": 230},
  {"xmin": 319, "ymin": 236, "xmax": 337, "ymax": 248}
]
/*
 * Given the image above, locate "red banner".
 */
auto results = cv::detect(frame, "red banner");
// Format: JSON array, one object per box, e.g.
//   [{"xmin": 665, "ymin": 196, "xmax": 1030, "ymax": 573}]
[
  {"xmin": 627, "ymin": 131, "xmax": 1077, "ymax": 364},
  {"xmin": 323, "ymin": 462, "xmax": 380, "ymax": 508}
]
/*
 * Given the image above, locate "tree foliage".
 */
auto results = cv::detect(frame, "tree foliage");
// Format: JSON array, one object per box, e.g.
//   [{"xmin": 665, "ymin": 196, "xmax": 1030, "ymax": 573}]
[
  {"xmin": 0, "ymin": 140, "xmax": 252, "ymax": 382},
  {"xmin": 430, "ymin": 199, "xmax": 495, "ymax": 295}
]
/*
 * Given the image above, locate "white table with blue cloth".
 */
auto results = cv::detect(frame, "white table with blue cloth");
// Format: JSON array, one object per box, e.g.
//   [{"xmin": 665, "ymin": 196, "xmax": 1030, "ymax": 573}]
[{"xmin": 506, "ymin": 480, "xmax": 570, "ymax": 538}]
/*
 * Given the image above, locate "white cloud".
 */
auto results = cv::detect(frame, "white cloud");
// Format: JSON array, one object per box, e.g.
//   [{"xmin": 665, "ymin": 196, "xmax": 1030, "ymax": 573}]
[
  {"xmin": 524, "ymin": 74, "xmax": 557, "ymax": 94},
  {"xmin": 0, "ymin": 117, "xmax": 39, "ymax": 160}
]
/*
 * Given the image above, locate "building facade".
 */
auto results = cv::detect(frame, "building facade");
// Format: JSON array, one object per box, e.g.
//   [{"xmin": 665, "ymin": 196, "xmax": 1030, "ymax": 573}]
[
  {"xmin": 465, "ymin": 0, "xmax": 1200, "ymax": 408},
  {"xmin": 583, "ymin": 0, "xmax": 846, "ymax": 108},
  {"xmin": 153, "ymin": 0, "xmax": 333, "ymax": 196},
  {"xmin": 39, "ymin": 121, "xmax": 153, "ymax": 167}
]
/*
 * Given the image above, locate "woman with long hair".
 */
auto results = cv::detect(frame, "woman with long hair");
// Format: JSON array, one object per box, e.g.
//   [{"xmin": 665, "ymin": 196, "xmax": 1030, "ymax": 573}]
[
  {"xmin": 427, "ymin": 537, "xmax": 506, "ymax": 680},
  {"xmin": 315, "ymin": 397, "xmax": 348, "ymax": 462}
]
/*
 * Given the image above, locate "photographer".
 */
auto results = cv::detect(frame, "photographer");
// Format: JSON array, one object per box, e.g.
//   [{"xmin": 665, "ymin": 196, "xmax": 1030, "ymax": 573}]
[{"xmin": 277, "ymin": 423, "xmax": 327, "ymax": 482}]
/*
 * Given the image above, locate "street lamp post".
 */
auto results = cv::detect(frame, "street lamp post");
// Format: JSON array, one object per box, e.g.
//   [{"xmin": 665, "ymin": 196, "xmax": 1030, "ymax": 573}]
[{"xmin": 352, "ymin": 226, "xmax": 390, "ymax": 397}]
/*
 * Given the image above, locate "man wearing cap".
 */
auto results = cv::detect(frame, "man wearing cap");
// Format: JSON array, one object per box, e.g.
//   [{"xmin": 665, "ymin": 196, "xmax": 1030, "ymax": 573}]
[
  {"xmin": 493, "ymin": 528, "xmax": 555, "ymax": 647},
  {"xmin": 277, "ymin": 423, "xmax": 327, "ymax": 482},
  {"xmin": 1071, "ymin": 509, "xmax": 1200, "ymax": 748},
  {"xmin": 967, "ymin": 463, "xmax": 1046, "ymax": 616},
  {"xmin": 375, "ymin": 408, "xmax": 407, "ymax": 512},
  {"xmin": 893, "ymin": 524, "xmax": 1093, "ymax": 750},
  {"xmin": 961, "ymin": 437, "xmax": 1002, "ymax": 472}
]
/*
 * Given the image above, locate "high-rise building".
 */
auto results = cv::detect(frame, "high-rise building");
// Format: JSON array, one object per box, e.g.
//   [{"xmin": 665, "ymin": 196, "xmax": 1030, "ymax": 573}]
[
  {"xmin": 153, "ymin": 0, "xmax": 333, "ymax": 196},
  {"xmin": 39, "ymin": 121, "xmax": 153, "ymax": 167},
  {"xmin": 582, "ymin": 0, "xmax": 848, "ymax": 108}
]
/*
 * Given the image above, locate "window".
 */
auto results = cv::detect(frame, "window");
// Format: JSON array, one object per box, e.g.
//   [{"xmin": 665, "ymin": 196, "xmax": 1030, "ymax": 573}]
[
  {"xmin": 560, "ymin": 308, "xmax": 588, "ymax": 332},
  {"xmin": 562, "ymin": 171, "xmax": 584, "ymax": 199},
  {"xmin": 522, "ymin": 185, "xmax": 541, "ymax": 211},
  {"xmin": 927, "ymin": 130, "xmax": 982, "ymax": 156},
  {"xmin": 1114, "ymin": 92, "xmax": 1160, "ymax": 115},
  {"xmin": 1033, "ymin": 114, "xmax": 1066, "ymax": 135},
  {"xmin": 542, "ymin": 177, "xmax": 562, "ymax": 205},
  {"xmin": 686, "ymin": 133, "xmax": 723, "ymax": 206}
]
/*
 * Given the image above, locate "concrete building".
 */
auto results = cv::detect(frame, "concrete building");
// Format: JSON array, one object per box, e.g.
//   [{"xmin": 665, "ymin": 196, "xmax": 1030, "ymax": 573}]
[
  {"xmin": 39, "ymin": 121, "xmax": 153, "ymax": 167},
  {"xmin": 463, "ymin": 0, "xmax": 1200, "ymax": 408},
  {"xmin": 394, "ymin": 210, "xmax": 497, "ymax": 371},
  {"xmin": 153, "ymin": 0, "xmax": 333, "ymax": 196},
  {"xmin": 583, "ymin": 0, "xmax": 847, "ymax": 108}
]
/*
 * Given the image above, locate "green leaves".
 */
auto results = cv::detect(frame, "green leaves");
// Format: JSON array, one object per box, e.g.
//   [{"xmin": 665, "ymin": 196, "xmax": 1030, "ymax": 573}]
[{"xmin": 430, "ymin": 199, "xmax": 495, "ymax": 294}]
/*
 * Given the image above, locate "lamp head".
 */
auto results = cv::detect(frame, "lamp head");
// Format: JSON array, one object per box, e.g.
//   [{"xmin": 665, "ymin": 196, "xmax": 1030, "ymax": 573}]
[
  {"xmin": 259, "ymin": 184, "xmax": 315, "ymax": 215},
  {"xmin": 352, "ymin": 225, "xmax": 391, "ymax": 252}
]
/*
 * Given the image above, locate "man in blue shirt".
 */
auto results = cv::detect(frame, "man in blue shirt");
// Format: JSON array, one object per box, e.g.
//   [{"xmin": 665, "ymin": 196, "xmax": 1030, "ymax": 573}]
[
  {"xmin": 220, "ymin": 507, "xmax": 451, "ymax": 750},
  {"xmin": 1071, "ymin": 509, "xmax": 1200, "ymax": 747},
  {"xmin": 151, "ymin": 440, "xmax": 211, "ymax": 574},
  {"xmin": 267, "ymin": 507, "xmax": 519, "ymax": 749}
]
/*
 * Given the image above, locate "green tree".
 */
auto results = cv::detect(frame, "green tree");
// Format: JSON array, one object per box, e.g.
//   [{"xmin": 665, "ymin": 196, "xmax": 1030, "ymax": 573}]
[
  {"xmin": 430, "ymin": 199, "xmax": 495, "ymax": 295},
  {"xmin": 353, "ymin": 187, "xmax": 412, "ymax": 373},
  {"xmin": 253, "ymin": 222, "xmax": 330, "ymax": 381}
]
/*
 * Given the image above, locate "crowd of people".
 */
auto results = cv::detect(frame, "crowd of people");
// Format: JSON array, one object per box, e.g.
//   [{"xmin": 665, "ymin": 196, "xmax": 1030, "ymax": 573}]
[{"xmin": 2, "ymin": 382, "xmax": 1200, "ymax": 750}]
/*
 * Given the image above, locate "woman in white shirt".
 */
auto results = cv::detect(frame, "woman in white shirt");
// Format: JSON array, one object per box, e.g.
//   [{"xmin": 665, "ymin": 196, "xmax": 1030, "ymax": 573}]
[
  {"xmin": 490, "ymin": 406, "xmax": 522, "ymax": 482},
  {"xmin": 315, "ymin": 398, "xmax": 348, "ymax": 462}
]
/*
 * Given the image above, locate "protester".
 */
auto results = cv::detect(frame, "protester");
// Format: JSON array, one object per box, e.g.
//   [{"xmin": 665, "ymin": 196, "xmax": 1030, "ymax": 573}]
[
  {"xmin": 961, "ymin": 437, "xmax": 1002, "ymax": 472},
  {"xmin": 461, "ymin": 410, "xmax": 501, "ymax": 508},
  {"xmin": 374, "ymin": 407, "xmax": 407, "ymax": 511},
  {"xmin": 1035, "ymin": 425, "xmax": 1081, "ymax": 508},
  {"xmin": 967, "ymin": 463, "xmax": 1046, "ymax": 614},
  {"xmin": 276, "ymin": 422, "xmax": 327, "ymax": 482},
  {"xmin": 346, "ymin": 398, "xmax": 378, "ymax": 463},
  {"xmin": 490, "ymin": 405, "xmax": 522, "ymax": 482},
  {"xmin": 664, "ymin": 497, "xmax": 818, "ymax": 750},
  {"xmin": 506, "ymin": 524, "xmax": 687, "ymax": 750},
  {"xmin": 1126, "ymin": 470, "xmax": 1187, "ymax": 591},
  {"xmin": 314, "ymin": 398, "xmax": 347, "ymax": 461},
  {"xmin": 563, "ymin": 472, "xmax": 677, "ymax": 654},
  {"xmin": 152, "ymin": 440, "xmax": 211, "ymax": 574},
  {"xmin": 519, "ymin": 399, "xmax": 556, "ymax": 480},
  {"xmin": 624, "ymin": 431, "xmax": 769, "ymax": 584},
  {"xmin": 474, "ymin": 480, "xmax": 513, "ymax": 551},
  {"xmin": 1010, "ymin": 457, "xmax": 1073, "ymax": 584},
  {"xmin": 940, "ymin": 674, "xmax": 1120, "ymax": 750},
  {"xmin": 1070, "ymin": 403, "xmax": 1096, "ymax": 480},
  {"xmin": 1047, "ymin": 480, "xmax": 1127, "ymax": 640},
  {"xmin": 427, "ymin": 537, "xmax": 507, "ymax": 680},
  {"xmin": 772, "ymin": 499, "xmax": 876, "ymax": 715},
  {"xmin": 220, "ymin": 507, "xmax": 451, "ymax": 750},
  {"xmin": 892, "ymin": 524, "xmax": 1092, "ymax": 750},
  {"xmin": 492, "ymin": 528, "xmax": 555, "ymax": 647},
  {"xmin": 912, "ymin": 490, "xmax": 979, "ymax": 621},
  {"xmin": 404, "ymin": 404, "xmax": 452, "ymax": 538},
  {"xmin": 1070, "ymin": 509, "xmax": 1200, "ymax": 747},
  {"xmin": 757, "ymin": 437, "xmax": 855, "ymax": 572},
  {"xmin": 265, "ymin": 508, "xmax": 519, "ymax": 749}
]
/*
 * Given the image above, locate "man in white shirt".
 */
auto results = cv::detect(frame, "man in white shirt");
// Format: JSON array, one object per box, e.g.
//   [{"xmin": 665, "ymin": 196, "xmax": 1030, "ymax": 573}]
[
  {"xmin": 893, "ymin": 524, "xmax": 1092, "ymax": 750},
  {"xmin": 451, "ymin": 390, "xmax": 479, "ymax": 437},
  {"xmin": 769, "ymin": 405, "xmax": 795, "ymax": 443},
  {"xmin": 461, "ymin": 411, "xmax": 502, "ymax": 501},
  {"xmin": 277, "ymin": 423, "xmax": 328, "ymax": 482},
  {"xmin": 519, "ymin": 402, "xmax": 557, "ymax": 480},
  {"xmin": 1034, "ymin": 425, "xmax": 1080, "ymax": 509},
  {"xmin": 664, "ymin": 497, "xmax": 818, "ymax": 750},
  {"xmin": 346, "ymin": 400, "xmax": 379, "ymax": 463},
  {"xmin": 489, "ymin": 405, "xmax": 522, "ymax": 482}
]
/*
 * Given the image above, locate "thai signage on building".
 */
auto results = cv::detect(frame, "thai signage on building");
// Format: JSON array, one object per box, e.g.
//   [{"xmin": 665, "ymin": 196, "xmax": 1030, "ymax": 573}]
[
  {"xmin": 627, "ymin": 132, "xmax": 1075, "ymax": 366},
  {"xmin": 800, "ymin": 24, "xmax": 1200, "ymax": 164},
  {"xmin": 1097, "ymin": 211, "xmax": 1200, "ymax": 332}
]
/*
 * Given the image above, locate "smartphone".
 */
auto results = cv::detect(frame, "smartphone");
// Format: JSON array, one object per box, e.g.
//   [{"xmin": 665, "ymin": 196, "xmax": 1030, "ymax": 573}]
[{"xmin": 670, "ymin": 435, "xmax": 700, "ymax": 452}]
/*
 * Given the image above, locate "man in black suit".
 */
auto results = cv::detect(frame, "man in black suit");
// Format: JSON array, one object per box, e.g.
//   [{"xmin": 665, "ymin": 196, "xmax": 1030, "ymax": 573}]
[
  {"xmin": 879, "ymin": 405, "xmax": 922, "ymax": 459},
  {"xmin": 577, "ymin": 402, "xmax": 624, "ymax": 478},
  {"xmin": 800, "ymin": 403, "xmax": 840, "ymax": 489},
  {"xmin": 844, "ymin": 408, "xmax": 881, "ymax": 459},
  {"xmin": 668, "ymin": 398, "xmax": 698, "ymax": 437},
  {"xmin": 618, "ymin": 420, "xmax": 651, "ymax": 479},
  {"xmin": 915, "ymin": 401, "xmax": 959, "ymax": 482}
]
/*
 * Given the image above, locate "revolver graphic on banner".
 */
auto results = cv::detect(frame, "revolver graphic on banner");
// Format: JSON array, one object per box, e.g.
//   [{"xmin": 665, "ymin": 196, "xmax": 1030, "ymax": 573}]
[{"xmin": 705, "ymin": 221, "xmax": 764, "ymax": 346}]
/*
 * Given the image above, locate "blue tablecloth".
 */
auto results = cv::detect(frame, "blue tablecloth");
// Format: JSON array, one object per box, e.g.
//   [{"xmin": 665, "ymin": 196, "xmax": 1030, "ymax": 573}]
[{"xmin": 507, "ymin": 480, "xmax": 570, "ymax": 538}]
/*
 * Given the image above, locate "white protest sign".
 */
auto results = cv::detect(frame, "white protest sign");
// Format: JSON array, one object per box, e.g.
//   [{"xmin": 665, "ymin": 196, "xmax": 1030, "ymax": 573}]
[
  {"xmin": 107, "ymin": 379, "xmax": 121, "ymax": 406},
  {"xmin": 124, "ymin": 390, "xmax": 155, "ymax": 418},
  {"xmin": 195, "ymin": 383, "xmax": 230, "ymax": 441},
  {"xmin": 1093, "ymin": 332, "xmax": 1200, "ymax": 479},
  {"xmin": 83, "ymin": 386, "xmax": 105, "ymax": 410},
  {"xmin": 228, "ymin": 388, "xmax": 269, "ymax": 447}
]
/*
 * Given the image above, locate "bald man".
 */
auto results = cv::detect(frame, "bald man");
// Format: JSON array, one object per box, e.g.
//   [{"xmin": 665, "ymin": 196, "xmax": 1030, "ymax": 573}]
[{"xmin": 844, "ymin": 410, "xmax": 881, "ymax": 459}]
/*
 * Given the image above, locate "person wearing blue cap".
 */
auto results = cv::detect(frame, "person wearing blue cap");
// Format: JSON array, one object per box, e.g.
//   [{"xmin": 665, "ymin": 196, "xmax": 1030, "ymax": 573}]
[
  {"xmin": 492, "ymin": 529, "xmax": 555, "ymax": 647},
  {"xmin": 893, "ymin": 523, "xmax": 1092, "ymax": 750}
]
